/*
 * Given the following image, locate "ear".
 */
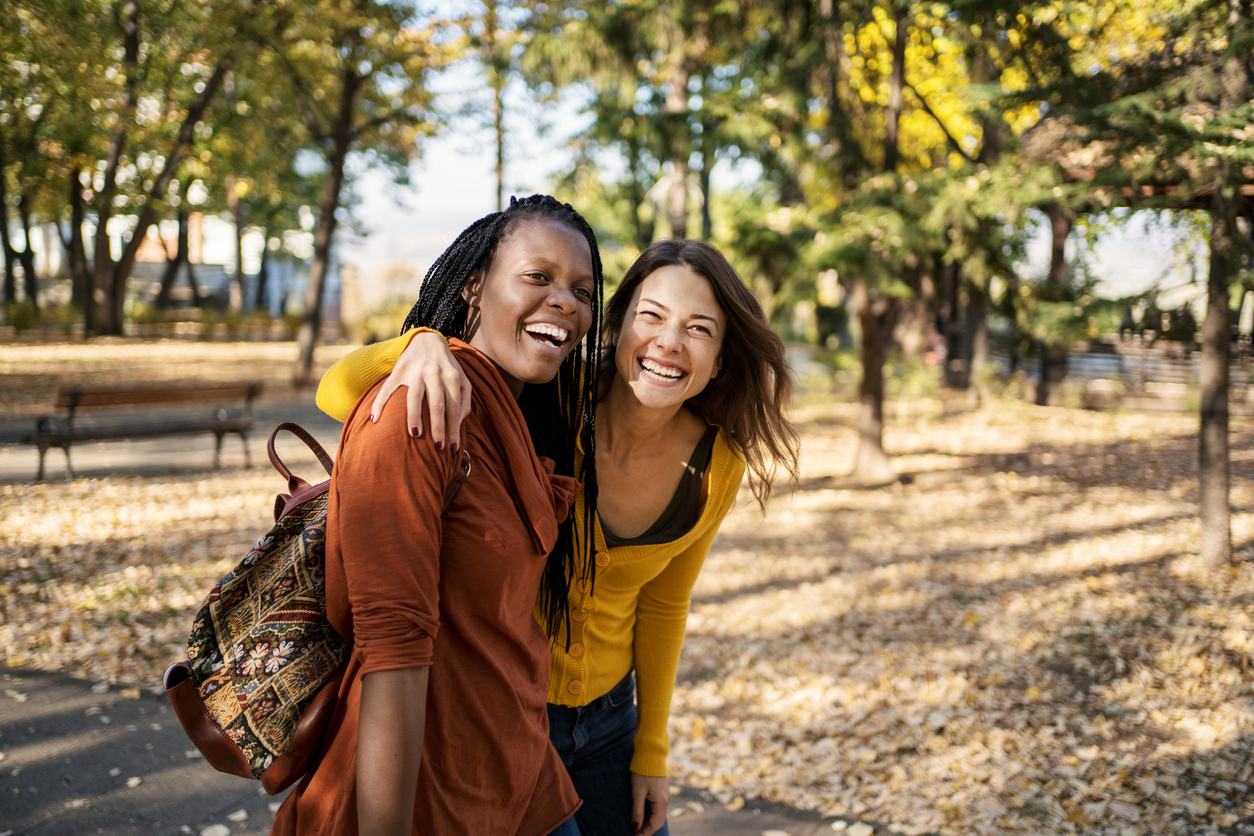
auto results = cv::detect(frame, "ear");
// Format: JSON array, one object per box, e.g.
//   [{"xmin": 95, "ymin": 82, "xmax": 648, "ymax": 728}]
[
  {"xmin": 710, "ymin": 353, "xmax": 723, "ymax": 379},
  {"xmin": 462, "ymin": 270, "xmax": 484, "ymax": 307}
]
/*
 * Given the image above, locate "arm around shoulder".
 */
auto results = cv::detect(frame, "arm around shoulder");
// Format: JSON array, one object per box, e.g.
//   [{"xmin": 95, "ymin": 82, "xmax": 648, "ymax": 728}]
[{"xmin": 317, "ymin": 329, "xmax": 428, "ymax": 422}]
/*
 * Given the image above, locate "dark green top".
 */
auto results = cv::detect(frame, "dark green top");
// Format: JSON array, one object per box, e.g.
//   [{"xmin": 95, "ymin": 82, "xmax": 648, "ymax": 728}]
[{"xmin": 601, "ymin": 425, "xmax": 720, "ymax": 548}]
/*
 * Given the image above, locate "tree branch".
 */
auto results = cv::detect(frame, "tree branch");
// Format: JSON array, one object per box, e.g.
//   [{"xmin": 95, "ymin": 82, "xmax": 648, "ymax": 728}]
[{"xmin": 903, "ymin": 78, "xmax": 976, "ymax": 164}]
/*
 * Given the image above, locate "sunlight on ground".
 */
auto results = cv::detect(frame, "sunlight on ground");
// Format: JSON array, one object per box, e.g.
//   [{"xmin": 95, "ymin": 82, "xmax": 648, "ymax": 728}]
[{"xmin": 671, "ymin": 401, "xmax": 1254, "ymax": 835}]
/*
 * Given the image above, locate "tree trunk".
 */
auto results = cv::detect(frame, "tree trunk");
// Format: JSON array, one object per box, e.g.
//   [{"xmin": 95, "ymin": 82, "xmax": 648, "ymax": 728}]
[
  {"xmin": 0, "ymin": 136, "xmax": 16, "ymax": 307},
  {"xmin": 254, "ymin": 227, "xmax": 271, "ymax": 313},
  {"xmin": 155, "ymin": 210, "xmax": 188, "ymax": 309},
  {"xmin": 700, "ymin": 111, "xmax": 713, "ymax": 241},
  {"xmin": 895, "ymin": 259, "xmax": 935, "ymax": 358},
  {"xmin": 851, "ymin": 278, "xmax": 897, "ymax": 483},
  {"xmin": 883, "ymin": 2, "xmax": 907, "ymax": 173},
  {"xmin": 294, "ymin": 68, "xmax": 361, "ymax": 385},
  {"xmin": 67, "ymin": 165, "xmax": 90, "ymax": 310},
  {"xmin": 1199, "ymin": 0, "xmax": 1248, "ymax": 567},
  {"xmin": 664, "ymin": 60, "xmax": 691, "ymax": 239},
  {"xmin": 1037, "ymin": 206, "xmax": 1072, "ymax": 405},
  {"xmin": 819, "ymin": 0, "xmax": 864, "ymax": 174},
  {"xmin": 17, "ymin": 194, "xmax": 39, "ymax": 310},
  {"xmin": 89, "ymin": 0, "xmax": 141, "ymax": 335},
  {"xmin": 967, "ymin": 281, "xmax": 990, "ymax": 405},
  {"xmin": 485, "ymin": 0, "xmax": 506, "ymax": 213},
  {"xmin": 227, "ymin": 177, "xmax": 246, "ymax": 313},
  {"xmin": 942, "ymin": 261, "xmax": 965, "ymax": 387},
  {"xmin": 108, "ymin": 55, "xmax": 233, "ymax": 332},
  {"xmin": 626, "ymin": 133, "xmax": 653, "ymax": 250}
]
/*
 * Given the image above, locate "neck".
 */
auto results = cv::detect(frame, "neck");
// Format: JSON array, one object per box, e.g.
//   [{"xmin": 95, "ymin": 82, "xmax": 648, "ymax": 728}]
[
  {"xmin": 465, "ymin": 334, "xmax": 524, "ymax": 398},
  {"xmin": 599, "ymin": 374, "xmax": 689, "ymax": 456}
]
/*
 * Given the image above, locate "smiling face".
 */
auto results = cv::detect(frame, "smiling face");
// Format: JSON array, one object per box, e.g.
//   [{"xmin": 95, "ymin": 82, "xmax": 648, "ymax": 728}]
[
  {"xmin": 614, "ymin": 263, "xmax": 726, "ymax": 410},
  {"xmin": 464, "ymin": 219, "xmax": 595, "ymax": 396}
]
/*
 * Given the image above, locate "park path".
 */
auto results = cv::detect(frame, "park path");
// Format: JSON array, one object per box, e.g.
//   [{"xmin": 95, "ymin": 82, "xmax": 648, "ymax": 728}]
[{"xmin": 0, "ymin": 665, "xmax": 906, "ymax": 836}]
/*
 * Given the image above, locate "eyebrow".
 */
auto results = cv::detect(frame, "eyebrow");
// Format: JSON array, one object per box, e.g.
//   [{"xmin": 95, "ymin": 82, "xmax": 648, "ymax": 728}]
[{"xmin": 639, "ymin": 297, "xmax": 719, "ymax": 324}]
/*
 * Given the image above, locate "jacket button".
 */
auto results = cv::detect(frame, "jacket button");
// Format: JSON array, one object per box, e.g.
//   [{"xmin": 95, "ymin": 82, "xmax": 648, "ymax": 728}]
[
  {"xmin": 569, "ymin": 642, "xmax": 585, "ymax": 658},
  {"xmin": 595, "ymin": 551, "xmax": 610, "ymax": 568},
  {"xmin": 573, "ymin": 608, "xmax": 589, "ymax": 622},
  {"xmin": 568, "ymin": 680, "xmax": 583, "ymax": 695},
  {"xmin": 578, "ymin": 578, "xmax": 592, "ymax": 594}
]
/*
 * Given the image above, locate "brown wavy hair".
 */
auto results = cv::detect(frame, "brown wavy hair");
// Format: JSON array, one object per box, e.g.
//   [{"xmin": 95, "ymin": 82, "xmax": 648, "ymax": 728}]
[{"xmin": 601, "ymin": 239, "xmax": 800, "ymax": 508}]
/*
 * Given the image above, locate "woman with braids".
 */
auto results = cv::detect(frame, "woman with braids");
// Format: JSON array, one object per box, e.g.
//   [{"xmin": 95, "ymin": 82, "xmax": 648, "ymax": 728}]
[
  {"xmin": 274, "ymin": 195, "xmax": 604, "ymax": 836},
  {"xmin": 318, "ymin": 237, "xmax": 801, "ymax": 836}
]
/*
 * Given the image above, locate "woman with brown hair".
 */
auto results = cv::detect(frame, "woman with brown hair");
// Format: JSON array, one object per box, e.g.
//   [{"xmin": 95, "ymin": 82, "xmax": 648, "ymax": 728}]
[{"xmin": 318, "ymin": 238, "xmax": 800, "ymax": 836}]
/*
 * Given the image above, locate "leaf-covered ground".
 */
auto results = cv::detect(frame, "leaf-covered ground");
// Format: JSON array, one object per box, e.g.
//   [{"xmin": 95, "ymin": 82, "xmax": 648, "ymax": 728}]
[
  {"xmin": 674, "ymin": 400, "xmax": 1254, "ymax": 836},
  {"xmin": 2, "ymin": 343, "xmax": 1253, "ymax": 835}
]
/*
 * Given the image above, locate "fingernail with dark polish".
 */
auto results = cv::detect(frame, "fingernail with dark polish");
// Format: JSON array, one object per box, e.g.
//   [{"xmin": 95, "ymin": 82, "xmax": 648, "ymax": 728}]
[
  {"xmin": 410, "ymin": 427, "xmax": 419, "ymax": 437},
  {"xmin": 451, "ymin": 442, "xmax": 459, "ymax": 454},
  {"xmin": 369, "ymin": 413, "xmax": 377, "ymax": 423},
  {"xmin": 435, "ymin": 441, "xmax": 443, "ymax": 452}
]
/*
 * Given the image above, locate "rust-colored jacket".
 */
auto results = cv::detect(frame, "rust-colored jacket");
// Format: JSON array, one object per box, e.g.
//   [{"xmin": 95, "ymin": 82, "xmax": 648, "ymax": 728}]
[{"xmin": 273, "ymin": 340, "xmax": 581, "ymax": 836}]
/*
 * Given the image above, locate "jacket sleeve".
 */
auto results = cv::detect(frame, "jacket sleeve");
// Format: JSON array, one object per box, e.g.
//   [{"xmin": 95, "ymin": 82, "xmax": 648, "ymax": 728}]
[
  {"xmin": 315, "ymin": 328, "xmax": 433, "ymax": 422},
  {"xmin": 629, "ymin": 451, "xmax": 746, "ymax": 776},
  {"xmin": 329, "ymin": 382, "xmax": 456, "ymax": 675}
]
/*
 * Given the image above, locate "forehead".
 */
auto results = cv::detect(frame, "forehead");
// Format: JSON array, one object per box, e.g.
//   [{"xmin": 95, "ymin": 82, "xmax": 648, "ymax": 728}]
[
  {"xmin": 634, "ymin": 264, "xmax": 724, "ymax": 319},
  {"xmin": 494, "ymin": 218, "xmax": 594, "ymax": 276}
]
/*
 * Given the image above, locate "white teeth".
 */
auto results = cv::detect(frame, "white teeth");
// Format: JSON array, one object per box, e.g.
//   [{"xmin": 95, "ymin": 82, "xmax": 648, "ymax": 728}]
[
  {"xmin": 524, "ymin": 323, "xmax": 570, "ymax": 343},
  {"xmin": 640, "ymin": 358, "xmax": 683, "ymax": 379}
]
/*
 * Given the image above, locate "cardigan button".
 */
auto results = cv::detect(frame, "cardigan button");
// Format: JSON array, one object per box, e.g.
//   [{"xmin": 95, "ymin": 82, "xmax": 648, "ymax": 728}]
[
  {"xmin": 568, "ymin": 680, "xmax": 584, "ymax": 696},
  {"xmin": 569, "ymin": 642, "xmax": 585, "ymax": 658},
  {"xmin": 595, "ymin": 551, "xmax": 610, "ymax": 568},
  {"xmin": 578, "ymin": 579, "xmax": 592, "ymax": 594},
  {"xmin": 572, "ymin": 608, "xmax": 589, "ymax": 623}
]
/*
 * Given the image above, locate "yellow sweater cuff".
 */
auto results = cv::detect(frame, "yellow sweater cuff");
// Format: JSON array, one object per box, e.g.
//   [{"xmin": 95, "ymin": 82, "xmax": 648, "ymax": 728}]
[{"xmin": 315, "ymin": 328, "xmax": 433, "ymax": 421}]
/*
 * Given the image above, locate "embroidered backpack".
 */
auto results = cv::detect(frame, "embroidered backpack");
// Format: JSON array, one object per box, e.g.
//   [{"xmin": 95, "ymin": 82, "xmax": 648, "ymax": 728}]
[{"xmin": 163, "ymin": 422, "xmax": 469, "ymax": 794}]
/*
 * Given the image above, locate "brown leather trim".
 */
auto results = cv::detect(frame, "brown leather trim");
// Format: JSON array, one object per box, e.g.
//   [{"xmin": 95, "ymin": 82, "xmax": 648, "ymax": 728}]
[
  {"xmin": 163, "ymin": 663, "xmax": 254, "ymax": 780},
  {"xmin": 268, "ymin": 423, "xmax": 334, "ymax": 495},
  {"xmin": 259, "ymin": 667, "xmax": 345, "ymax": 795},
  {"xmin": 276, "ymin": 479, "xmax": 330, "ymax": 522}
]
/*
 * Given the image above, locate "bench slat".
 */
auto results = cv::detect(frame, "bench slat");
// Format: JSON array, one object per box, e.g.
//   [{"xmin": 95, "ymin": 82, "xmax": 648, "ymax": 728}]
[
  {"xmin": 34, "ymin": 418, "xmax": 251, "ymax": 444},
  {"xmin": 55, "ymin": 383, "xmax": 262, "ymax": 409}
]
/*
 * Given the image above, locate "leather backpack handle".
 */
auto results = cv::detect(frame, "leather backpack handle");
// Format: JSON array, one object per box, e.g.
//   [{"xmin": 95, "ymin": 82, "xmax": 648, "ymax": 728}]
[{"xmin": 268, "ymin": 422, "xmax": 335, "ymax": 495}]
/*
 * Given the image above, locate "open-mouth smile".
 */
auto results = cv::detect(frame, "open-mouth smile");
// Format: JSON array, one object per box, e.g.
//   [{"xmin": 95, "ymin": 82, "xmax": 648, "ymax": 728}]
[
  {"xmin": 638, "ymin": 357, "xmax": 686, "ymax": 383},
  {"xmin": 524, "ymin": 322, "xmax": 571, "ymax": 352}
]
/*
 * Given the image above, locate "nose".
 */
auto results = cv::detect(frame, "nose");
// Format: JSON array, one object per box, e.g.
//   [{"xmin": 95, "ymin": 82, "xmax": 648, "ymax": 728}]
[
  {"xmin": 654, "ymin": 320, "xmax": 684, "ymax": 353},
  {"xmin": 546, "ymin": 283, "xmax": 579, "ymax": 315}
]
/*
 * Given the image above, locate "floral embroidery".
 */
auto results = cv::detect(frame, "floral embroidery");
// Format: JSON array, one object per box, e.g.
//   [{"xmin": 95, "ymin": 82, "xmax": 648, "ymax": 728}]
[
  {"xmin": 264, "ymin": 640, "xmax": 295, "ymax": 673},
  {"xmin": 240, "ymin": 642, "xmax": 271, "ymax": 676}
]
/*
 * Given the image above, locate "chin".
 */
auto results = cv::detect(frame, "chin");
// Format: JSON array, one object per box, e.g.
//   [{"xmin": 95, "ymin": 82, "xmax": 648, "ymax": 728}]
[{"xmin": 629, "ymin": 381, "xmax": 689, "ymax": 410}]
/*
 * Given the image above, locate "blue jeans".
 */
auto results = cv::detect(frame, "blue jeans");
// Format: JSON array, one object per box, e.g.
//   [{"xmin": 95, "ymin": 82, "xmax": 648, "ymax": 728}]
[
  {"xmin": 548, "ymin": 814, "xmax": 584, "ymax": 836},
  {"xmin": 547, "ymin": 674, "xmax": 670, "ymax": 836}
]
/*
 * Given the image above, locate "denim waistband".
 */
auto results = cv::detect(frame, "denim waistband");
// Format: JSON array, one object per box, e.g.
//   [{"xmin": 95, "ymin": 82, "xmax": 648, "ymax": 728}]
[{"xmin": 549, "ymin": 672, "xmax": 634, "ymax": 713}]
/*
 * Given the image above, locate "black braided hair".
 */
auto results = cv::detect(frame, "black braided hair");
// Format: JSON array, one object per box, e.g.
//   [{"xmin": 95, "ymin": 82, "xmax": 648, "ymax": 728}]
[{"xmin": 400, "ymin": 194, "xmax": 602, "ymax": 647}]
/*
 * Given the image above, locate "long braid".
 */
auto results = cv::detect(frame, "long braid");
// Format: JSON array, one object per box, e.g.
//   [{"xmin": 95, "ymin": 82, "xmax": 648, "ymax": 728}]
[{"xmin": 400, "ymin": 195, "xmax": 602, "ymax": 647}]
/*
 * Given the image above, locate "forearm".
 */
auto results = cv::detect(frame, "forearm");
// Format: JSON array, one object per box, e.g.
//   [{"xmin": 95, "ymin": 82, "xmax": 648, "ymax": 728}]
[
  {"xmin": 630, "ymin": 534, "xmax": 719, "ymax": 775},
  {"xmin": 357, "ymin": 666, "xmax": 430, "ymax": 836}
]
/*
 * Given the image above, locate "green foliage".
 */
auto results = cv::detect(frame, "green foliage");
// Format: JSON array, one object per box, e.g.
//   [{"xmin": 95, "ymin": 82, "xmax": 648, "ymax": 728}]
[
  {"xmin": 44, "ymin": 303, "xmax": 81, "ymax": 336},
  {"xmin": 5, "ymin": 300, "xmax": 39, "ymax": 332},
  {"xmin": 281, "ymin": 312, "xmax": 304, "ymax": 341}
]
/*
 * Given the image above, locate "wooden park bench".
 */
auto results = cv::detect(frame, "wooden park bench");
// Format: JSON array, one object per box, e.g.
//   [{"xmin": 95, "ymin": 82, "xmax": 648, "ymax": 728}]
[{"xmin": 23, "ymin": 382, "xmax": 264, "ymax": 480}]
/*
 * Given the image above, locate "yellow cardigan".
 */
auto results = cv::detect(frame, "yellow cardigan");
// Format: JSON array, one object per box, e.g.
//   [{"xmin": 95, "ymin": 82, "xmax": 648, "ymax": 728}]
[{"xmin": 316, "ymin": 331, "xmax": 746, "ymax": 776}]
